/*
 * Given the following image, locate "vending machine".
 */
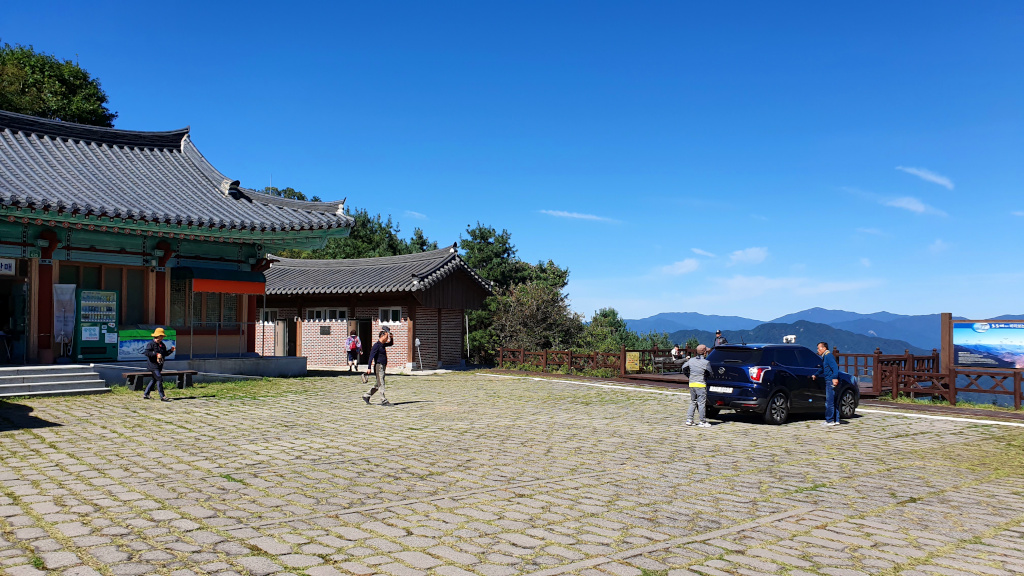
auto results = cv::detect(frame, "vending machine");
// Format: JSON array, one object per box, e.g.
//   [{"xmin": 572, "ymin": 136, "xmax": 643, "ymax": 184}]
[{"xmin": 73, "ymin": 289, "xmax": 119, "ymax": 361}]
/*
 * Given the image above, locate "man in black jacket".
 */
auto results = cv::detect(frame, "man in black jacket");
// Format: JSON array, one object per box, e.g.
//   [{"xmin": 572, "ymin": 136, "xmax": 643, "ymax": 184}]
[
  {"xmin": 143, "ymin": 328, "xmax": 174, "ymax": 401},
  {"xmin": 362, "ymin": 330, "xmax": 394, "ymax": 406}
]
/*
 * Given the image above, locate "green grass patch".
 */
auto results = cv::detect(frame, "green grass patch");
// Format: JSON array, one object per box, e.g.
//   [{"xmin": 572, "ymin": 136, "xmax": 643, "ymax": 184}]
[
  {"xmin": 30, "ymin": 556, "xmax": 44, "ymax": 570},
  {"xmin": 219, "ymin": 473, "xmax": 242, "ymax": 483},
  {"xmin": 108, "ymin": 377, "xmax": 321, "ymax": 400},
  {"xmin": 877, "ymin": 392, "xmax": 1023, "ymax": 412}
]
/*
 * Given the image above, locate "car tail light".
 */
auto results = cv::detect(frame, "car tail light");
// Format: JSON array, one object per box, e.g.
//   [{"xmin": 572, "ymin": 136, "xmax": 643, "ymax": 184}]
[{"xmin": 748, "ymin": 366, "xmax": 770, "ymax": 383}]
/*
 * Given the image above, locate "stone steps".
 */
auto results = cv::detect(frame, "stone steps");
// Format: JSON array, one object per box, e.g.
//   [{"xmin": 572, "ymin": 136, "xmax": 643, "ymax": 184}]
[{"xmin": 0, "ymin": 365, "xmax": 109, "ymax": 398}]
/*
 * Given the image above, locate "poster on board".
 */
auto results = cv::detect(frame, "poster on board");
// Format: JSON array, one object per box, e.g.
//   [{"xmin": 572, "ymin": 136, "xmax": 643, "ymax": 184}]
[{"xmin": 953, "ymin": 321, "xmax": 1024, "ymax": 368}]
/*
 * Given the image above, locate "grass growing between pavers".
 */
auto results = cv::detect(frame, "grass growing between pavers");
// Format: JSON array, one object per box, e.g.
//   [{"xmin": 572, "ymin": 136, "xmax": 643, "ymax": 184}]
[{"xmin": 104, "ymin": 376, "xmax": 330, "ymax": 400}]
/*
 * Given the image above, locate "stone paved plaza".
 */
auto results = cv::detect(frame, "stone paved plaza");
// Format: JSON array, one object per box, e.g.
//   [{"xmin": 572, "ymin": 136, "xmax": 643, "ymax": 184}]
[{"xmin": 1, "ymin": 372, "xmax": 1024, "ymax": 576}]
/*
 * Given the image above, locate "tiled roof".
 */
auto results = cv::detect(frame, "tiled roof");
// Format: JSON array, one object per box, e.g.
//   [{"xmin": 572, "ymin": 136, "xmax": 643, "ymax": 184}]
[
  {"xmin": 0, "ymin": 110, "xmax": 354, "ymax": 232},
  {"xmin": 265, "ymin": 244, "xmax": 493, "ymax": 295}
]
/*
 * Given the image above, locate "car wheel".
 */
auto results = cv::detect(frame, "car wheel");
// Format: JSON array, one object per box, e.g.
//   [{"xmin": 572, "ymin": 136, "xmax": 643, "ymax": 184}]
[
  {"xmin": 839, "ymin": 389, "xmax": 857, "ymax": 419},
  {"xmin": 705, "ymin": 407, "xmax": 720, "ymax": 419},
  {"xmin": 763, "ymin": 392, "xmax": 789, "ymax": 425}
]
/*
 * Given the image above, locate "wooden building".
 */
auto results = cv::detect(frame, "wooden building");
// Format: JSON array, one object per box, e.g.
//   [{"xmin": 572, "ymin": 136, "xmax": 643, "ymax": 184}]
[
  {"xmin": 261, "ymin": 245, "xmax": 492, "ymax": 369},
  {"xmin": 0, "ymin": 110, "xmax": 352, "ymax": 363}
]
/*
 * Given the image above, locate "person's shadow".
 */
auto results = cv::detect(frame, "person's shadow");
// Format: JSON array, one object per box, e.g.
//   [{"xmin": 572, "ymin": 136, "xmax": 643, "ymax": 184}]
[{"xmin": 0, "ymin": 401, "xmax": 61, "ymax": 431}]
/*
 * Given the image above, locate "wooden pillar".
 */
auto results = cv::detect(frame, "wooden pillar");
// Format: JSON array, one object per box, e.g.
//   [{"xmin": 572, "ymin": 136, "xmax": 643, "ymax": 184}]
[
  {"xmin": 295, "ymin": 318, "xmax": 303, "ymax": 357},
  {"xmin": 27, "ymin": 258, "xmax": 39, "ymax": 362},
  {"xmin": 436, "ymin": 308, "xmax": 442, "ymax": 369},
  {"xmin": 245, "ymin": 295, "xmax": 257, "ymax": 353},
  {"xmin": 940, "ymin": 312, "xmax": 953, "ymax": 374},
  {"xmin": 35, "ymin": 230, "xmax": 60, "ymax": 364},
  {"xmin": 155, "ymin": 241, "xmax": 174, "ymax": 325}
]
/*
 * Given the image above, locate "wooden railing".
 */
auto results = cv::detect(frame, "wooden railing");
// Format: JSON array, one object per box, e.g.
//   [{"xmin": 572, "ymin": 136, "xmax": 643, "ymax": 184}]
[{"xmin": 834, "ymin": 347, "xmax": 942, "ymax": 397}]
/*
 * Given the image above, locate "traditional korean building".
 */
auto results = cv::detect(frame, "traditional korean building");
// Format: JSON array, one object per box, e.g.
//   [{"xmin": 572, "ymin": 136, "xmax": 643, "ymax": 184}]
[
  {"xmin": 261, "ymin": 245, "xmax": 491, "ymax": 369},
  {"xmin": 0, "ymin": 110, "xmax": 352, "ymax": 364}
]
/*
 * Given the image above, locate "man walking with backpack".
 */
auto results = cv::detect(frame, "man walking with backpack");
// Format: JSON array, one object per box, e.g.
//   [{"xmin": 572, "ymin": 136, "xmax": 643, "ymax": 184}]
[{"xmin": 345, "ymin": 330, "xmax": 361, "ymax": 372}]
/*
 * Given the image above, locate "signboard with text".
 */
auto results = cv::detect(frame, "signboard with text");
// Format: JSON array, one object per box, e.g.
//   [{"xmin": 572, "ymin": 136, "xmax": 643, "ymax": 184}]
[
  {"xmin": 953, "ymin": 321, "xmax": 1024, "ymax": 369},
  {"xmin": 0, "ymin": 258, "xmax": 15, "ymax": 275},
  {"xmin": 625, "ymin": 352, "xmax": 640, "ymax": 372}
]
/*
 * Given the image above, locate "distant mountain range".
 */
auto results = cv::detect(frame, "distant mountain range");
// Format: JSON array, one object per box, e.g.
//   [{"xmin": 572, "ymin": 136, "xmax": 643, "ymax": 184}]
[
  {"xmin": 665, "ymin": 320, "xmax": 929, "ymax": 355},
  {"xmin": 626, "ymin": 307, "xmax": 1024, "ymax": 353},
  {"xmin": 625, "ymin": 312, "xmax": 763, "ymax": 334}
]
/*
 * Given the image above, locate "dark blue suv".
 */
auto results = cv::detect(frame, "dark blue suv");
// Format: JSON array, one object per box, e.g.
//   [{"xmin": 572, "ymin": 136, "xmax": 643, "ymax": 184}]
[{"xmin": 703, "ymin": 344, "xmax": 860, "ymax": 424}]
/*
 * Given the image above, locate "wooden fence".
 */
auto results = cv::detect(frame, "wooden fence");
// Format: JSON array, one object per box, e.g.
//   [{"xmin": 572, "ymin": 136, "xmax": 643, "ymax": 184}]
[{"xmin": 499, "ymin": 345, "xmax": 1024, "ymax": 408}]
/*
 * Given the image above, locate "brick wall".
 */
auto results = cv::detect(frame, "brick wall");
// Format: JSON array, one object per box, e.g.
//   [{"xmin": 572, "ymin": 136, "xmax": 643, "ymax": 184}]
[
  {"xmin": 415, "ymin": 307, "xmax": 439, "ymax": 368},
  {"xmin": 441, "ymin": 309, "xmax": 464, "ymax": 366},
  {"xmin": 255, "ymin": 322, "xmax": 275, "ymax": 356},
  {"xmin": 300, "ymin": 320, "xmax": 351, "ymax": 367},
  {"xmin": 355, "ymin": 305, "xmax": 411, "ymax": 367}
]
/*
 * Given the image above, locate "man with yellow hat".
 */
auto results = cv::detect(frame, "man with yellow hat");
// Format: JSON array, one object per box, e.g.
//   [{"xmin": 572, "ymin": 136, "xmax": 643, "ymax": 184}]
[{"xmin": 143, "ymin": 328, "xmax": 175, "ymax": 401}]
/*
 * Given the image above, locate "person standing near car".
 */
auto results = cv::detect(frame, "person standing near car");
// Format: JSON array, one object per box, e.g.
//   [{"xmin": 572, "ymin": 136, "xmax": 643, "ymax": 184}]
[
  {"xmin": 812, "ymin": 341, "xmax": 841, "ymax": 426},
  {"xmin": 682, "ymin": 344, "xmax": 713, "ymax": 428},
  {"xmin": 362, "ymin": 330, "xmax": 394, "ymax": 406},
  {"xmin": 714, "ymin": 330, "xmax": 728, "ymax": 346}
]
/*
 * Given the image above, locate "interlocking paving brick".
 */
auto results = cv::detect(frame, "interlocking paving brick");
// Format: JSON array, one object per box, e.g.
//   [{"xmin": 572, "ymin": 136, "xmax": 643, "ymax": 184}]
[{"xmin": 0, "ymin": 373, "xmax": 1023, "ymax": 576}]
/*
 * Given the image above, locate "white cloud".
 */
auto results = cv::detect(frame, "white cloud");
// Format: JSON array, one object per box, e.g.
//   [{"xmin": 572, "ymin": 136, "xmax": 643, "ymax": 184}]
[
  {"xmin": 1013, "ymin": 211, "xmax": 1024, "ymax": 217},
  {"xmin": 659, "ymin": 259, "xmax": 699, "ymax": 276},
  {"xmin": 896, "ymin": 166, "xmax": 954, "ymax": 190},
  {"xmin": 691, "ymin": 248, "xmax": 716, "ymax": 258},
  {"xmin": 403, "ymin": 210, "xmax": 427, "ymax": 220},
  {"xmin": 882, "ymin": 196, "xmax": 947, "ymax": 216},
  {"xmin": 929, "ymin": 239, "xmax": 949, "ymax": 253},
  {"xmin": 860, "ymin": 258, "xmax": 871, "ymax": 267},
  {"xmin": 539, "ymin": 210, "xmax": 616, "ymax": 223},
  {"xmin": 728, "ymin": 247, "xmax": 768, "ymax": 265}
]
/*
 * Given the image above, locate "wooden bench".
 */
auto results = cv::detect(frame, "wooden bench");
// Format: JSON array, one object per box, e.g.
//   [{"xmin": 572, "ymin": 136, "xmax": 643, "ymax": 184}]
[
  {"xmin": 653, "ymin": 353, "xmax": 687, "ymax": 373},
  {"xmin": 123, "ymin": 370, "xmax": 198, "ymax": 391}
]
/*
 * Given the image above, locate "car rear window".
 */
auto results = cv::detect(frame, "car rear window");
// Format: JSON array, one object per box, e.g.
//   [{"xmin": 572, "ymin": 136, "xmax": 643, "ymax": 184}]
[{"xmin": 707, "ymin": 348, "xmax": 764, "ymax": 364}]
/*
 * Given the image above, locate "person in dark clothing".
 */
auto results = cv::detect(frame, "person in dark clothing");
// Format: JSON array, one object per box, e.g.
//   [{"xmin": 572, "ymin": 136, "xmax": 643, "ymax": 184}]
[
  {"xmin": 143, "ymin": 328, "xmax": 174, "ymax": 401},
  {"xmin": 362, "ymin": 330, "xmax": 394, "ymax": 406},
  {"xmin": 714, "ymin": 330, "xmax": 728, "ymax": 346},
  {"xmin": 812, "ymin": 341, "xmax": 841, "ymax": 426}
]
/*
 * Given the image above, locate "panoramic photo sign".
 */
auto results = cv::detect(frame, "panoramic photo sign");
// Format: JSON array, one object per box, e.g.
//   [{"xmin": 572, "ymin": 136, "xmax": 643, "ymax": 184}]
[{"xmin": 953, "ymin": 321, "xmax": 1024, "ymax": 369}]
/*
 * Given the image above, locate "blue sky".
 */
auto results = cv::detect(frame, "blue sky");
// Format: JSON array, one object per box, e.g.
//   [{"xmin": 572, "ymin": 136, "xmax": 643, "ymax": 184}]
[{"xmin": 5, "ymin": 1, "xmax": 1022, "ymax": 320}]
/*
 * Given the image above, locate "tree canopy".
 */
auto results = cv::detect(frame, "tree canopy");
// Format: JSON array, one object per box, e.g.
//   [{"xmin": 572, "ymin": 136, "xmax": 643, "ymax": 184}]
[
  {"xmin": 0, "ymin": 42, "xmax": 117, "ymax": 126},
  {"xmin": 260, "ymin": 186, "xmax": 321, "ymax": 202}
]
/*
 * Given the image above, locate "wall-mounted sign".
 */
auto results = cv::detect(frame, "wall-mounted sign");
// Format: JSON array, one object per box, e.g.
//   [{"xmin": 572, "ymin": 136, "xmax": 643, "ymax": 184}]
[
  {"xmin": 953, "ymin": 321, "xmax": 1024, "ymax": 369},
  {"xmin": 625, "ymin": 352, "xmax": 640, "ymax": 372},
  {"xmin": 0, "ymin": 258, "xmax": 14, "ymax": 275}
]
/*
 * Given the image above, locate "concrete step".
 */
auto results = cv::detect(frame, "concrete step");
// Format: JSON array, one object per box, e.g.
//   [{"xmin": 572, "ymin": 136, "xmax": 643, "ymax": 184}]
[
  {"xmin": 0, "ymin": 365, "xmax": 95, "ymax": 378},
  {"xmin": 0, "ymin": 372, "xmax": 101, "ymax": 385},
  {"xmin": 0, "ymin": 386, "xmax": 110, "ymax": 398},
  {"xmin": 0, "ymin": 379, "xmax": 108, "ymax": 397}
]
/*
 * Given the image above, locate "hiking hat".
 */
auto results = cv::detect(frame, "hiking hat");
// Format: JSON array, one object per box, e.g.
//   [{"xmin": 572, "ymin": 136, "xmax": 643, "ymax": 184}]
[{"xmin": 152, "ymin": 327, "xmax": 166, "ymax": 338}]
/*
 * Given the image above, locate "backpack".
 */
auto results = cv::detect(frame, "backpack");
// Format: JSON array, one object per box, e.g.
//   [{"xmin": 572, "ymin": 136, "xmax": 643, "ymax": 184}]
[{"xmin": 348, "ymin": 337, "xmax": 359, "ymax": 351}]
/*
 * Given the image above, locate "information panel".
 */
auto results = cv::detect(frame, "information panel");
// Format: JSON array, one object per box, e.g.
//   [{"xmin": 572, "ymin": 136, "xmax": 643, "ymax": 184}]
[{"xmin": 953, "ymin": 321, "xmax": 1024, "ymax": 369}]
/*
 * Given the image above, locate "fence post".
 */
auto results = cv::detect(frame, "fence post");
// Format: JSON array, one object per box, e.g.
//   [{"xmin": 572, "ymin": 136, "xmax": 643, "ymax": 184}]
[
  {"xmin": 620, "ymin": 345, "xmax": 626, "ymax": 377},
  {"xmin": 948, "ymin": 366, "xmax": 957, "ymax": 406},
  {"xmin": 498, "ymin": 348, "xmax": 504, "ymax": 369},
  {"xmin": 931, "ymin": 348, "xmax": 940, "ymax": 373},
  {"xmin": 1015, "ymin": 370, "xmax": 1022, "ymax": 410},
  {"xmin": 872, "ymin": 348, "xmax": 882, "ymax": 396},
  {"xmin": 542, "ymin": 349, "xmax": 548, "ymax": 372}
]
